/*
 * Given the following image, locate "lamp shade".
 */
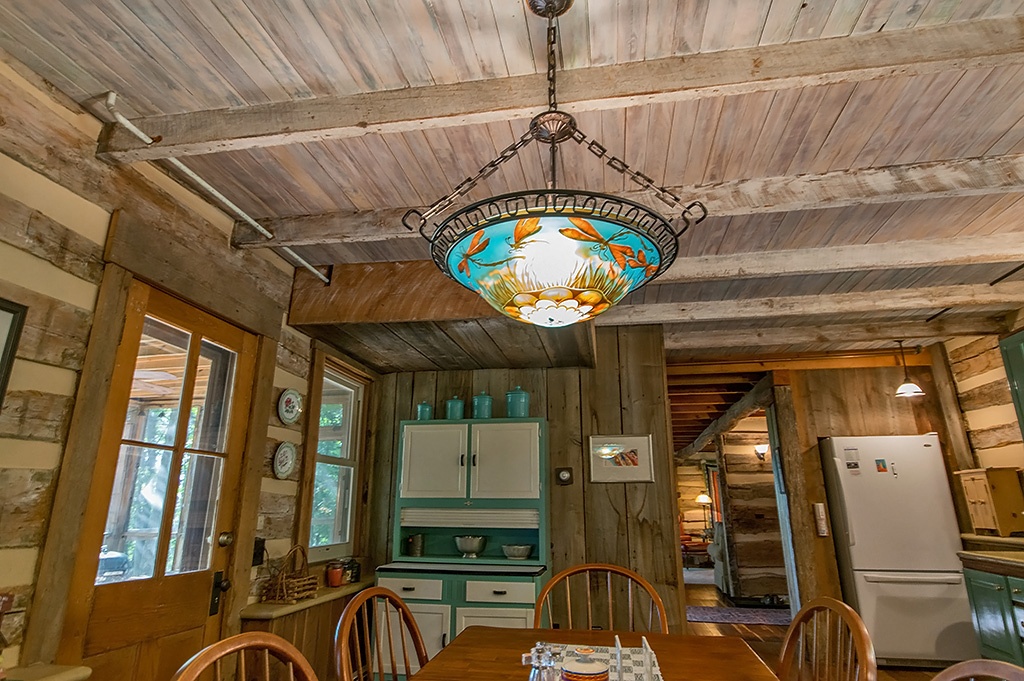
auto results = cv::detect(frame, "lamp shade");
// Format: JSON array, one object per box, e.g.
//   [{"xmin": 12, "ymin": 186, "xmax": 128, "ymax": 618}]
[
  {"xmin": 895, "ymin": 380, "xmax": 925, "ymax": 397},
  {"xmin": 431, "ymin": 191, "xmax": 679, "ymax": 327},
  {"xmin": 695, "ymin": 492, "xmax": 712, "ymax": 505}
]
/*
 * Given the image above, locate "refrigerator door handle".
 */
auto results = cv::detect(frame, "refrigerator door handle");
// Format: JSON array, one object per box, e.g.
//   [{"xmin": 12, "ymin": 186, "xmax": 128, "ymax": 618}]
[
  {"xmin": 831, "ymin": 457, "xmax": 854, "ymax": 547},
  {"xmin": 861, "ymin": 572, "xmax": 963, "ymax": 585}
]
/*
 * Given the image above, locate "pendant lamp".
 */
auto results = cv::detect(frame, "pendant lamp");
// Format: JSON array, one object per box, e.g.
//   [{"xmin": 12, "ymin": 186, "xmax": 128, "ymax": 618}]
[
  {"xmin": 895, "ymin": 340, "xmax": 925, "ymax": 397},
  {"xmin": 404, "ymin": 0, "xmax": 707, "ymax": 327}
]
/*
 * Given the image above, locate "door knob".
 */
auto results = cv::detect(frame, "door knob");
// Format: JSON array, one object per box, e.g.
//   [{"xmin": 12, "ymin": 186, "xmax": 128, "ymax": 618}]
[
  {"xmin": 218, "ymin": 532, "xmax": 234, "ymax": 547},
  {"xmin": 219, "ymin": 578, "xmax": 232, "ymax": 592}
]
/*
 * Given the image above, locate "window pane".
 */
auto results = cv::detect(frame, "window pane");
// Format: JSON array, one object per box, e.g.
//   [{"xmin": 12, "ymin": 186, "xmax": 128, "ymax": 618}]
[
  {"xmin": 185, "ymin": 339, "xmax": 237, "ymax": 453},
  {"xmin": 166, "ymin": 452, "xmax": 224, "ymax": 575},
  {"xmin": 310, "ymin": 463, "xmax": 353, "ymax": 547},
  {"xmin": 97, "ymin": 445, "xmax": 172, "ymax": 584},
  {"xmin": 319, "ymin": 370, "xmax": 355, "ymax": 459},
  {"xmin": 125, "ymin": 317, "xmax": 191, "ymax": 447}
]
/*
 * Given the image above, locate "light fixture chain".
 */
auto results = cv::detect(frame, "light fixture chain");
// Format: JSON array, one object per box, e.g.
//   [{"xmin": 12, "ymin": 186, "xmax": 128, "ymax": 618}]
[
  {"xmin": 547, "ymin": 13, "xmax": 558, "ymax": 111},
  {"xmin": 568, "ymin": 128, "xmax": 708, "ymax": 228},
  {"xmin": 402, "ymin": 130, "xmax": 536, "ymax": 236}
]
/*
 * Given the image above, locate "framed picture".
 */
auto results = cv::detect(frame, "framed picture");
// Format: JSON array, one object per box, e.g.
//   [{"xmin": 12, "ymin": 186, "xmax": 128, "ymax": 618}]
[
  {"xmin": 0, "ymin": 297, "xmax": 27, "ymax": 412},
  {"xmin": 589, "ymin": 434, "xmax": 655, "ymax": 483}
]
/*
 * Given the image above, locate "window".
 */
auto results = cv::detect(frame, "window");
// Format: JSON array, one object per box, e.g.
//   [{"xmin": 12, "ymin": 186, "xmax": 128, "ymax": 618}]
[{"xmin": 306, "ymin": 360, "xmax": 367, "ymax": 561}]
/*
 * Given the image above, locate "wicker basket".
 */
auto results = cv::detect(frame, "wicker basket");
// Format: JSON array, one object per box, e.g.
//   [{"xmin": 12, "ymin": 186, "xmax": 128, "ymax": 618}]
[{"xmin": 261, "ymin": 545, "xmax": 319, "ymax": 604}]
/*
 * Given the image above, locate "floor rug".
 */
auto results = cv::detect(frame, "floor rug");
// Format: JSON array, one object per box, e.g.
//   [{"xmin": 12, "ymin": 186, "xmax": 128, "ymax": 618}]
[{"xmin": 686, "ymin": 605, "xmax": 792, "ymax": 626}]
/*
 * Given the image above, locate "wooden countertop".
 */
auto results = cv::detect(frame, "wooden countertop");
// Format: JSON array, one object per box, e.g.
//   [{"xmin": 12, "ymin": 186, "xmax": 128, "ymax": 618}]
[
  {"xmin": 958, "ymin": 551, "xmax": 1024, "ymax": 578},
  {"xmin": 239, "ymin": 578, "xmax": 373, "ymax": 620}
]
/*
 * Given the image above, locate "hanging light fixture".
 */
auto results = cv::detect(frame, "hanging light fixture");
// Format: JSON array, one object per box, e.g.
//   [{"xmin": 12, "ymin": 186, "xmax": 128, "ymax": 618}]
[
  {"xmin": 403, "ymin": 0, "xmax": 707, "ymax": 328},
  {"xmin": 753, "ymin": 443, "xmax": 770, "ymax": 460},
  {"xmin": 895, "ymin": 340, "xmax": 925, "ymax": 397}
]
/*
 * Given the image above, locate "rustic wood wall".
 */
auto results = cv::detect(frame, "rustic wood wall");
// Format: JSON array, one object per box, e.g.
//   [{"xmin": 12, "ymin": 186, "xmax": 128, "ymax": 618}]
[
  {"xmin": 944, "ymin": 333, "xmax": 1024, "ymax": 468},
  {"xmin": 362, "ymin": 326, "xmax": 687, "ymax": 631},
  {"xmin": 772, "ymin": 363, "xmax": 961, "ymax": 603},
  {"xmin": 716, "ymin": 417, "xmax": 786, "ymax": 600},
  {"xmin": 0, "ymin": 53, "xmax": 324, "ymax": 670},
  {"xmin": 675, "ymin": 463, "xmax": 705, "ymax": 535}
]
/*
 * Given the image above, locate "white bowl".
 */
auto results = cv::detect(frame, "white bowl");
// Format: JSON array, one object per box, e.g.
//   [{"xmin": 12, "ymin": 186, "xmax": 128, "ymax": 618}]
[{"xmin": 502, "ymin": 544, "xmax": 533, "ymax": 560}]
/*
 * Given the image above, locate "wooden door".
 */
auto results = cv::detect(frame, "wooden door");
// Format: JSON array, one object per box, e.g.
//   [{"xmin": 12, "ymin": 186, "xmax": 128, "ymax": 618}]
[{"xmin": 62, "ymin": 282, "xmax": 258, "ymax": 680}]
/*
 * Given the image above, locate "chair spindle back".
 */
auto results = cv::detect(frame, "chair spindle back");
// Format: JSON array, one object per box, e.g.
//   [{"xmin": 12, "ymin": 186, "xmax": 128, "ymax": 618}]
[
  {"xmin": 170, "ymin": 631, "xmax": 318, "ymax": 681},
  {"xmin": 533, "ymin": 563, "xmax": 669, "ymax": 634},
  {"xmin": 335, "ymin": 586, "xmax": 429, "ymax": 681},
  {"xmin": 778, "ymin": 597, "xmax": 876, "ymax": 681}
]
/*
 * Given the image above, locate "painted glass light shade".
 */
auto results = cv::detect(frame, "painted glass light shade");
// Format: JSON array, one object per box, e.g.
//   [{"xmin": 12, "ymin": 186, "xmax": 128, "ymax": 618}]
[{"xmin": 430, "ymin": 191, "xmax": 679, "ymax": 327}]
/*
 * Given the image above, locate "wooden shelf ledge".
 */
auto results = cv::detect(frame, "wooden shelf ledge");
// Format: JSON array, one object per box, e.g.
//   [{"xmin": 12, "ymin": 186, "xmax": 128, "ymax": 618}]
[
  {"xmin": 239, "ymin": 578, "xmax": 374, "ymax": 621},
  {"xmin": 961, "ymin": 533, "xmax": 1024, "ymax": 548},
  {"xmin": 6, "ymin": 664, "xmax": 92, "ymax": 681}
]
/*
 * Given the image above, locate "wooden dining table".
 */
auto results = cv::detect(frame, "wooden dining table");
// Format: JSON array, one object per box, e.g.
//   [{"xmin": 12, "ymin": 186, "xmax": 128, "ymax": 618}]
[{"xmin": 410, "ymin": 626, "xmax": 780, "ymax": 680}]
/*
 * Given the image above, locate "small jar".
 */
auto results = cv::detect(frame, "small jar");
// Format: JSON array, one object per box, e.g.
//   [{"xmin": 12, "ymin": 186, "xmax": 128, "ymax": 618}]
[
  {"xmin": 325, "ymin": 560, "xmax": 345, "ymax": 588},
  {"xmin": 506, "ymin": 385, "xmax": 530, "ymax": 418},
  {"xmin": 472, "ymin": 392, "xmax": 493, "ymax": 419},
  {"xmin": 445, "ymin": 396, "xmax": 464, "ymax": 420},
  {"xmin": 416, "ymin": 401, "xmax": 433, "ymax": 420},
  {"xmin": 344, "ymin": 559, "xmax": 361, "ymax": 584}
]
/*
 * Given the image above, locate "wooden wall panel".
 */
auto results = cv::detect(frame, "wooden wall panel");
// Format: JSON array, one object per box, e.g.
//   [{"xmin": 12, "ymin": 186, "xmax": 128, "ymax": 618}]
[
  {"xmin": 944, "ymin": 334, "xmax": 1024, "ymax": 468},
  {"xmin": 364, "ymin": 326, "xmax": 686, "ymax": 631},
  {"xmin": 773, "ymin": 363, "xmax": 960, "ymax": 603}
]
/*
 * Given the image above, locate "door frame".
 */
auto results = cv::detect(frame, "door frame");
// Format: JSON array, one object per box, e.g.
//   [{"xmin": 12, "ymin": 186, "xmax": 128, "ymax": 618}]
[{"xmin": 22, "ymin": 266, "xmax": 275, "ymax": 666}]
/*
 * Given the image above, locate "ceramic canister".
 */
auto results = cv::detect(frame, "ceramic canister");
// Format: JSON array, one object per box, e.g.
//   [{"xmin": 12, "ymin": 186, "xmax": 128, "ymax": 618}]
[
  {"xmin": 472, "ymin": 392, "xmax": 493, "ymax": 419},
  {"xmin": 445, "ymin": 396, "xmax": 464, "ymax": 420},
  {"xmin": 416, "ymin": 401, "xmax": 433, "ymax": 420},
  {"xmin": 506, "ymin": 385, "xmax": 530, "ymax": 418}
]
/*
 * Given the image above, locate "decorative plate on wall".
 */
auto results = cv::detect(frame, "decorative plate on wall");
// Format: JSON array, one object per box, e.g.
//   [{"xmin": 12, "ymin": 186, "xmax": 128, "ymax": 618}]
[
  {"xmin": 273, "ymin": 441, "xmax": 297, "ymax": 479},
  {"xmin": 277, "ymin": 388, "xmax": 303, "ymax": 425}
]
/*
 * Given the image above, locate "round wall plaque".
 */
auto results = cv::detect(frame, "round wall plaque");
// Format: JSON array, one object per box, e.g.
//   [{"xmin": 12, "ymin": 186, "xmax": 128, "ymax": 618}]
[
  {"xmin": 277, "ymin": 388, "xmax": 303, "ymax": 425},
  {"xmin": 273, "ymin": 441, "xmax": 297, "ymax": 479}
]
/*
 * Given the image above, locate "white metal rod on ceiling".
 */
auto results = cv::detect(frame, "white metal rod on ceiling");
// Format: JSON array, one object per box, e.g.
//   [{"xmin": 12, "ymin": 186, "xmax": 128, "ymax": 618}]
[{"xmin": 103, "ymin": 92, "xmax": 330, "ymax": 284}]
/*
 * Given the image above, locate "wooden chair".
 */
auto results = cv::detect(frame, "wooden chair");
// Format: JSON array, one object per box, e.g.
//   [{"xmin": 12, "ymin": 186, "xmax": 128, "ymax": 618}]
[
  {"xmin": 778, "ymin": 596, "xmax": 876, "ymax": 681},
  {"xmin": 334, "ymin": 586, "xmax": 429, "ymax": 681},
  {"xmin": 533, "ymin": 563, "xmax": 670, "ymax": 634},
  {"xmin": 170, "ymin": 631, "xmax": 318, "ymax": 681},
  {"xmin": 932, "ymin": 659, "xmax": 1024, "ymax": 681}
]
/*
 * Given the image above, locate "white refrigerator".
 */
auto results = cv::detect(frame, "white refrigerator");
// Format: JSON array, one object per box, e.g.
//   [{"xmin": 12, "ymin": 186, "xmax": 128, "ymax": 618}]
[{"xmin": 820, "ymin": 434, "xmax": 978, "ymax": 665}]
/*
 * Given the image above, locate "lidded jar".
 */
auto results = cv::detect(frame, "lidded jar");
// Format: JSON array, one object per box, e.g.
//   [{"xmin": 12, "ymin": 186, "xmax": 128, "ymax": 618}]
[
  {"xmin": 445, "ymin": 396, "xmax": 464, "ymax": 420},
  {"xmin": 472, "ymin": 392, "xmax": 493, "ymax": 419},
  {"xmin": 506, "ymin": 385, "xmax": 530, "ymax": 418}
]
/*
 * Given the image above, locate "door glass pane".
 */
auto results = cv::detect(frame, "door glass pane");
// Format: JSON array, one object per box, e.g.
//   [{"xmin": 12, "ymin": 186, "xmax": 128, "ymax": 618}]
[
  {"xmin": 97, "ymin": 445, "xmax": 172, "ymax": 584},
  {"xmin": 185, "ymin": 339, "xmax": 237, "ymax": 453},
  {"xmin": 310, "ymin": 463, "xmax": 353, "ymax": 547},
  {"xmin": 125, "ymin": 317, "xmax": 191, "ymax": 447},
  {"xmin": 166, "ymin": 452, "xmax": 224, "ymax": 575},
  {"xmin": 318, "ymin": 370, "xmax": 355, "ymax": 459}
]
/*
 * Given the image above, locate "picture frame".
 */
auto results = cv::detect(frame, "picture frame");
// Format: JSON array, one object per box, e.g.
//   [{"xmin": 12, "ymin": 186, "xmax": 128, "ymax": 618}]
[
  {"xmin": 588, "ymin": 434, "xmax": 655, "ymax": 483},
  {"xmin": 0, "ymin": 297, "xmax": 27, "ymax": 413}
]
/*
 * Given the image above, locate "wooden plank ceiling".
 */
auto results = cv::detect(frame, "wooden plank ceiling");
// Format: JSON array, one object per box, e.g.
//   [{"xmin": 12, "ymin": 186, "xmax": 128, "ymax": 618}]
[{"xmin": 5, "ymin": 0, "xmax": 1024, "ymax": 448}]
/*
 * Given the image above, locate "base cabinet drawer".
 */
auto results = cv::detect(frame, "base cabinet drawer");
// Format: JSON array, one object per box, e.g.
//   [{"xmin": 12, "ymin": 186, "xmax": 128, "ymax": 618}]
[
  {"xmin": 377, "ymin": 576, "xmax": 444, "ymax": 601},
  {"xmin": 465, "ymin": 580, "xmax": 536, "ymax": 604},
  {"xmin": 456, "ymin": 606, "xmax": 533, "ymax": 634}
]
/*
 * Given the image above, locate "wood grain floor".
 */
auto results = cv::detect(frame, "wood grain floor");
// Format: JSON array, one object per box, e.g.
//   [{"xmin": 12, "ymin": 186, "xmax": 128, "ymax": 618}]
[{"xmin": 683, "ymin": 579, "xmax": 936, "ymax": 680}]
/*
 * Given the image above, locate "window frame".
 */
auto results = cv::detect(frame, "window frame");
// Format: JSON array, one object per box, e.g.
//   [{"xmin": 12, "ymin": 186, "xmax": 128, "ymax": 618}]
[{"xmin": 299, "ymin": 348, "xmax": 372, "ymax": 563}]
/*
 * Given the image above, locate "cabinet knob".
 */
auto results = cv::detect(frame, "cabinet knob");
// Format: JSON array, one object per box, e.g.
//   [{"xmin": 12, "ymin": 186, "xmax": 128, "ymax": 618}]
[
  {"xmin": 1014, "ymin": 589, "xmax": 1022, "ymax": 594},
  {"xmin": 402, "ymin": 586, "xmax": 415, "ymax": 592},
  {"xmin": 996, "ymin": 585, "xmax": 1005, "ymax": 591},
  {"xmin": 492, "ymin": 589, "xmax": 508, "ymax": 595}
]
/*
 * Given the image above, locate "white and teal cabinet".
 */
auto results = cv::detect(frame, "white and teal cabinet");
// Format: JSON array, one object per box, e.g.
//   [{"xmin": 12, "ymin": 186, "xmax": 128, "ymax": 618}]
[
  {"xmin": 392, "ymin": 419, "xmax": 549, "ymax": 565},
  {"xmin": 377, "ymin": 418, "xmax": 550, "ymax": 667}
]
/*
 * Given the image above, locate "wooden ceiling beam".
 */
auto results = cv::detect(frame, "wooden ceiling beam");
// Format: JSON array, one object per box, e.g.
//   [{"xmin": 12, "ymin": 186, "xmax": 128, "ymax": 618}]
[
  {"xmin": 100, "ymin": 17, "xmax": 1024, "ymax": 162},
  {"xmin": 599, "ymin": 282, "xmax": 1024, "ymax": 326},
  {"xmin": 230, "ymin": 159, "xmax": 1024, "ymax": 253},
  {"xmin": 676, "ymin": 375, "xmax": 775, "ymax": 460},
  {"xmin": 664, "ymin": 318, "xmax": 1009, "ymax": 349},
  {"xmin": 667, "ymin": 351, "xmax": 932, "ymax": 376}
]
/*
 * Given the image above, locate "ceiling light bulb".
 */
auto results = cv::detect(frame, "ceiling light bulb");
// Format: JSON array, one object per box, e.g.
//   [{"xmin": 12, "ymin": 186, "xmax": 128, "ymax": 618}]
[
  {"xmin": 895, "ymin": 380, "xmax": 925, "ymax": 397},
  {"xmin": 695, "ymin": 492, "xmax": 712, "ymax": 505}
]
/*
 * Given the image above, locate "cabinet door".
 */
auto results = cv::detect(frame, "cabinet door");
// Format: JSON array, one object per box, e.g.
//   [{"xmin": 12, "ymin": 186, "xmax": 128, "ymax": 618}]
[
  {"xmin": 964, "ymin": 569, "xmax": 1024, "ymax": 664},
  {"xmin": 400, "ymin": 424, "xmax": 468, "ymax": 498},
  {"xmin": 455, "ymin": 606, "xmax": 533, "ymax": 635},
  {"xmin": 378, "ymin": 602, "xmax": 451, "ymax": 675},
  {"xmin": 470, "ymin": 422, "xmax": 540, "ymax": 499}
]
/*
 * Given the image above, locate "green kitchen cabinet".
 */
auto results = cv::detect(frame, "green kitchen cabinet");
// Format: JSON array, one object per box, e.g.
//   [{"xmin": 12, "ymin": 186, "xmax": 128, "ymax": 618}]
[{"xmin": 963, "ymin": 568, "xmax": 1024, "ymax": 664}]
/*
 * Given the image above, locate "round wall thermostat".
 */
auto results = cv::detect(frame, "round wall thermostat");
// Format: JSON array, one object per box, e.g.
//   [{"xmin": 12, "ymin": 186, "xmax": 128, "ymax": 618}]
[{"xmin": 273, "ymin": 442, "xmax": 297, "ymax": 479}]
